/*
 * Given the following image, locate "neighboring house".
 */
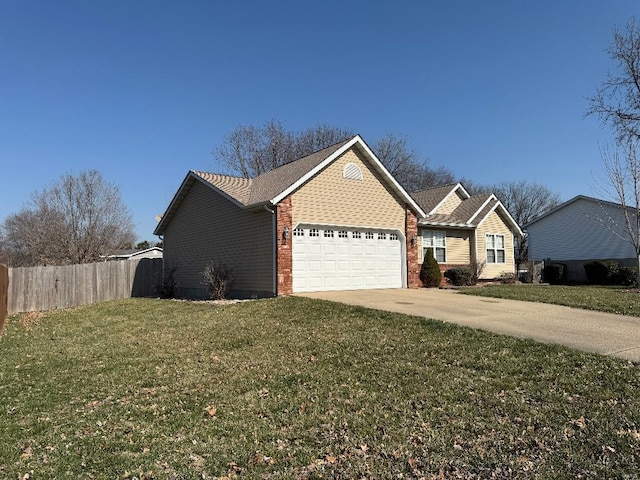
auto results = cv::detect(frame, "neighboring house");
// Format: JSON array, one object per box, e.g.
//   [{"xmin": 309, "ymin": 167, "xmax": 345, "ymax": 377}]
[
  {"xmin": 526, "ymin": 195, "xmax": 638, "ymax": 281},
  {"xmin": 411, "ymin": 183, "xmax": 522, "ymax": 280},
  {"xmin": 154, "ymin": 135, "xmax": 522, "ymax": 298},
  {"xmin": 104, "ymin": 247, "xmax": 163, "ymax": 261}
]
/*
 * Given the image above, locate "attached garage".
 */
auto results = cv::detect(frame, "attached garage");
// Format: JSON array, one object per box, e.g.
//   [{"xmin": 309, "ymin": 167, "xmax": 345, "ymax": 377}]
[
  {"xmin": 292, "ymin": 225, "xmax": 404, "ymax": 293},
  {"xmin": 156, "ymin": 135, "xmax": 426, "ymax": 298}
]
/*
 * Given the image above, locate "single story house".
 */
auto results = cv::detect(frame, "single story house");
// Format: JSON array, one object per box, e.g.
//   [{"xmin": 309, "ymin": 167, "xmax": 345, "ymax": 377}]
[
  {"xmin": 103, "ymin": 247, "xmax": 163, "ymax": 261},
  {"xmin": 526, "ymin": 195, "xmax": 638, "ymax": 281},
  {"xmin": 154, "ymin": 135, "xmax": 522, "ymax": 298}
]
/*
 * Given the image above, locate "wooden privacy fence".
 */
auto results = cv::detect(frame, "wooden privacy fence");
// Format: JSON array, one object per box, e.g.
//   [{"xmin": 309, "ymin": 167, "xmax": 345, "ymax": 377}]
[
  {"xmin": 7, "ymin": 258, "xmax": 162, "ymax": 315},
  {"xmin": 0, "ymin": 264, "xmax": 7, "ymax": 330}
]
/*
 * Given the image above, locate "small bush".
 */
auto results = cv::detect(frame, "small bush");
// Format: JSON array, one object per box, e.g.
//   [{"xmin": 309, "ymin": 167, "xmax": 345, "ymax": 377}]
[
  {"xmin": 469, "ymin": 260, "xmax": 486, "ymax": 284},
  {"xmin": 159, "ymin": 266, "xmax": 178, "ymax": 298},
  {"xmin": 201, "ymin": 261, "xmax": 234, "ymax": 300},
  {"xmin": 543, "ymin": 263, "xmax": 566, "ymax": 284},
  {"xmin": 444, "ymin": 267, "xmax": 474, "ymax": 286},
  {"xmin": 497, "ymin": 272, "xmax": 517, "ymax": 284},
  {"xmin": 614, "ymin": 266, "xmax": 639, "ymax": 287},
  {"xmin": 419, "ymin": 247, "xmax": 441, "ymax": 288},
  {"xmin": 584, "ymin": 260, "xmax": 620, "ymax": 285}
]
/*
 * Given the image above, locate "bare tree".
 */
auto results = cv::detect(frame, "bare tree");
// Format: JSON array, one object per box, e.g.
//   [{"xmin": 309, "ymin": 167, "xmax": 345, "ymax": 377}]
[
  {"xmin": 593, "ymin": 142, "xmax": 640, "ymax": 286},
  {"xmin": 0, "ymin": 170, "xmax": 135, "ymax": 266},
  {"xmin": 212, "ymin": 121, "xmax": 456, "ymax": 191},
  {"xmin": 589, "ymin": 18, "xmax": 640, "ymax": 286},
  {"xmin": 588, "ymin": 18, "xmax": 640, "ymax": 145},
  {"xmin": 490, "ymin": 180, "xmax": 562, "ymax": 267},
  {"xmin": 372, "ymin": 134, "xmax": 455, "ymax": 192}
]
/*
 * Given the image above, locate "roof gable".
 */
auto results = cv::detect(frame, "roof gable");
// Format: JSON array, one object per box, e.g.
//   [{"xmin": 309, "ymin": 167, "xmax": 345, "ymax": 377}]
[
  {"xmin": 414, "ymin": 186, "xmax": 523, "ymax": 236},
  {"xmin": 155, "ymin": 135, "xmax": 426, "ymax": 235},
  {"xmin": 523, "ymin": 195, "xmax": 633, "ymax": 229}
]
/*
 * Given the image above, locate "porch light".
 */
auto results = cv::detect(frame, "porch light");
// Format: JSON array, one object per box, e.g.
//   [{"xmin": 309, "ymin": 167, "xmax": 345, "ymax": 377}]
[
  {"xmin": 282, "ymin": 226, "xmax": 290, "ymax": 243},
  {"xmin": 411, "ymin": 235, "xmax": 417, "ymax": 246}
]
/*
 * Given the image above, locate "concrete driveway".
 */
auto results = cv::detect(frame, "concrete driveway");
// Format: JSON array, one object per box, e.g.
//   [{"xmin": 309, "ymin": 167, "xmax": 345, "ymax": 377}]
[{"xmin": 298, "ymin": 288, "xmax": 640, "ymax": 362}]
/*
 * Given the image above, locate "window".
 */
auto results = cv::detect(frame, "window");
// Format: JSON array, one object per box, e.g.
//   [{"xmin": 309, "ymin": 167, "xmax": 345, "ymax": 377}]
[
  {"xmin": 324, "ymin": 229, "xmax": 334, "ymax": 238},
  {"xmin": 293, "ymin": 227, "xmax": 304, "ymax": 237},
  {"xmin": 422, "ymin": 230, "xmax": 446, "ymax": 263},
  {"xmin": 309, "ymin": 228, "xmax": 319, "ymax": 237},
  {"xmin": 486, "ymin": 234, "xmax": 505, "ymax": 263},
  {"xmin": 378, "ymin": 232, "xmax": 387, "ymax": 240},
  {"xmin": 352, "ymin": 231, "xmax": 361, "ymax": 239},
  {"xmin": 389, "ymin": 233, "xmax": 398, "ymax": 241},
  {"xmin": 338, "ymin": 230, "xmax": 348, "ymax": 238},
  {"xmin": 365, "ymin": 232, "xmax": 374, "ymax": 240}
]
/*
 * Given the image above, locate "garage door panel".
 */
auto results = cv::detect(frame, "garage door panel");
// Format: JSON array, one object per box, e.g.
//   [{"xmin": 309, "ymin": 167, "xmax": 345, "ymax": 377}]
[
  {"xmin": 308, "ymin": 260, "xmax": 322, "ymax": 272},
  {"xmin": 292, "ymin": 226, "xmax": 403, "ymax": 293}
]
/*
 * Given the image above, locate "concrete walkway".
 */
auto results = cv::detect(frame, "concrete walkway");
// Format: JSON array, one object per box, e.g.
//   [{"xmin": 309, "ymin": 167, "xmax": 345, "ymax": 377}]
[{"xmin": 298, "ymin": 288, "xmax": 640, "ymax": 362}]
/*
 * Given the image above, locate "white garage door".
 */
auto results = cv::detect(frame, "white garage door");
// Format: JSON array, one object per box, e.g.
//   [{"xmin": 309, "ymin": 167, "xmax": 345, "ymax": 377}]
[{"xmin": 292, "ymin": 225, "xmax": 403, "ymax": 293}]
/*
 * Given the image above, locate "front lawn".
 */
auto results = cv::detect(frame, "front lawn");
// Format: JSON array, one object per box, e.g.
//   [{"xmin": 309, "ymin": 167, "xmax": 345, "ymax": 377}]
[
  {"xmin": 460, "ymin": 284, "xmax": 640, "ymax": 316},
  {"xmin": 0, "ymin": 297, "xmax": 638, "ymax": 478}
]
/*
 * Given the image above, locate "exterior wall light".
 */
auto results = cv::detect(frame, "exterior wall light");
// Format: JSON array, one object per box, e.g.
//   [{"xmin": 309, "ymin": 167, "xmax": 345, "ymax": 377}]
[
  {"xmin": 411, "ymin": 235, "xmax": 417, "ymax": 246},
  {"xmin": 282, "ymin": 226, "xmax": 290, "ymax": 244}
]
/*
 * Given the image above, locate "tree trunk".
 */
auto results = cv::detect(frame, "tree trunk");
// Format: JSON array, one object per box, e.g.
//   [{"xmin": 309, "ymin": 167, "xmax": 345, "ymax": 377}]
[{"xmin": 637, "ymin": 253, "xmax": 640, "ymax": 288}]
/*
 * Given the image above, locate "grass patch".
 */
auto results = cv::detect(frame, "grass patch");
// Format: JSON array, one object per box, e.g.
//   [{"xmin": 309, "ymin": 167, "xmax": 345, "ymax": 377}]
[
  {"xmin": 460, "ymin": 284, "xmax": 640, "ymax": 316},
  {"xmin": 0, "ymin": 297, "xmax": 638, "ymax": 478}
]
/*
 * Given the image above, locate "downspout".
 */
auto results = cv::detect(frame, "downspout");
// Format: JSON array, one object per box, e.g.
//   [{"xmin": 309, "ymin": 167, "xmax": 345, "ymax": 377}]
[
  {"xmin": 156, "ymin": 234, "xmax": 164, "ymax": 292},
  {"xmin": 264, "ymin": 205, "xmax": 277, "ymax": 296}
]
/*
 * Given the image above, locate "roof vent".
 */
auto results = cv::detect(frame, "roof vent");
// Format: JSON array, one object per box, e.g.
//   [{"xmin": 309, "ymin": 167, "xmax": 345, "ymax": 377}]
[{"xmin": 343, "ymin": 162, "xmax": 363, "ymax": 181}]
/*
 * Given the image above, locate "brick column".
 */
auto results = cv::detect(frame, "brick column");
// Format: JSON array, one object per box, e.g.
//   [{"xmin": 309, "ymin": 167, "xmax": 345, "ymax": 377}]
[
  {"xmin": 405, "ymin": 206, "xmax": 420, "ymax": 288},
  {"xmin": 276, "ymin": 197, "xmax": 293, "ymax": 296}
]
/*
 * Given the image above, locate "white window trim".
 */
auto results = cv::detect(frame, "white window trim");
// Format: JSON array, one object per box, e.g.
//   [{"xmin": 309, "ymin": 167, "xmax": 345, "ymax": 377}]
[
  {"xmin": 485, "ymin": 233, "xmax": 506, "ymax": 264},
  {"xmin": 421, "ymin": 229, "xmax": 446, "ymax": 263}
]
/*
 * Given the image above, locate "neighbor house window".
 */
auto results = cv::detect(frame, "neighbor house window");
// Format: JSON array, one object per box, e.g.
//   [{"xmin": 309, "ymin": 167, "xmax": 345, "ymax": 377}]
[
  {"xmin": 389, "ymin": 233, "xmax": 398, "ymax": 241},
  {"xmin": 378, "ymin": 232, "xmax": 386, "ymax": 240},
  {"xmin": 352, "ymin": 231, "xmax": 362, "ymax": 239},
  {"xmin": 324, "ymin": 229, "xmax": 334, "ymax": 238},
  {"xmin": 309, "ymin": 228, "xmax": 319, "ymax": 237},
  {"xmin": 338, "ymin": 230, "xmax": 348, "ymax": 238},
  {"xmin": 365, "ymin": 232, "xmax": 374, "ymax": 240},
  {"xmin": 486, "ymin": 234, "xmax": 505, "ymax": 263},
  {"xmin": 422, "ymin": 230, "xmax": 446, "ymax": 263},
  {"xmin": 293, "ymin": 227, "xmax": 304, "ymax": 237}
]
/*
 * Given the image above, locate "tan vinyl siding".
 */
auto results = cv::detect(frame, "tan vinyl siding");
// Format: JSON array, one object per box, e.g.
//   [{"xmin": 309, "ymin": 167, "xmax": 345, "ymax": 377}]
[
  {"xmin": 164, "ymin": 181, "xmax": 274, "ymax": 297},
  {"xmin": 476, "ymin": 209, "xmax": 516, "ymax": 278},
  {"xmin": 291, "ymin": 147, "xmax": 405, "ymax": 231},
  {"xmin": 419, "ymin": 228, "xmax": 471, "ymax": 263},
  {"xmin": 445, "ymin": 230, "xmax": 471, "ymax": 263},
  {"xmin": 436, "ymin": 190, "xmax": 465, "ymax": 214}
]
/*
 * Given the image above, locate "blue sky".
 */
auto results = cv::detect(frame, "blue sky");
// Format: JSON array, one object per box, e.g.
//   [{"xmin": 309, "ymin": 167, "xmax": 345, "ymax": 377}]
[{"xmin": 1, "ymin": 1, "xmax": 638, "ymax": 241}]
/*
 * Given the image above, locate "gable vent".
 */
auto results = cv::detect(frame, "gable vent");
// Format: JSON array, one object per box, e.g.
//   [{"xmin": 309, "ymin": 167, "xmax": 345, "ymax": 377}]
[{"xmin": 343, "ymin": 162, "xmax": 363, "ymax": 181}]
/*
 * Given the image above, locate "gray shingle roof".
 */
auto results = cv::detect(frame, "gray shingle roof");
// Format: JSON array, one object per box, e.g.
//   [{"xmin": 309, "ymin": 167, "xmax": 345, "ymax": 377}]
[
  {"xmin": 451, "ymin": 194, "xmax": 495, "ymax": 224},
  {"xmin": 195, "ymin": 137, "xmax": 354, "ymax": 207},
  {"xmin": 191, "ymin": 172, "xmax": 252, "ymax": 205},
  {"xmin": 411, "ymin": 183, "xmax": 459, "ymax": 213},
  {"xmin": 413, "ymin": 186, "xmax": 497, "ymax": 227}
]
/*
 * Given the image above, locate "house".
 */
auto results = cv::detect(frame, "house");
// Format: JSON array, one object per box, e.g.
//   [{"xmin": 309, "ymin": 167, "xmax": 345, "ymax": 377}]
[
  {"xmin": 103, "ymin": 247, "xmax": 163, "ymax": 261},
  {"xmin": 154, "ymin": 135, "xmax": 522, "ymax": 298},
  {"xmin": 526, "ymin": 195, "xmax": 638, "ymax": 281},
  {"xmin": 411, "ymin": 183, "xmax": 522, "ymax": 280}
]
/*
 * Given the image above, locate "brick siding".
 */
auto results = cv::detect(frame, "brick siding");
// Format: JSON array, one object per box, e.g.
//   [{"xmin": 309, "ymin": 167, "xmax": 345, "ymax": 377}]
[
  {"xmin": 276, "ymin": 197, "xmax": 293, "ymax": 295},
  {"xmin": 406, "ymin": 206, "xmax": 420, "ymax": 288}
]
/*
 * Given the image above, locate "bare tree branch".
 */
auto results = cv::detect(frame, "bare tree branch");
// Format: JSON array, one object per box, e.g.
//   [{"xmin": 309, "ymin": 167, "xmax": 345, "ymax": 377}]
[
  {"xmin": 0, "ymin": 170, "xmax": 135, "ymax": 266},
  {"xmin": 588, "ymin": 18, "xmax": 640, "ymax": 144}
]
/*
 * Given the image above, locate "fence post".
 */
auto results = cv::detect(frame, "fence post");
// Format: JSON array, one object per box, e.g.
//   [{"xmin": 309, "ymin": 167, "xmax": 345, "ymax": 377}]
[{"xmin": 0, "ymin": 264, "xmax": 8, "ymax": 331}]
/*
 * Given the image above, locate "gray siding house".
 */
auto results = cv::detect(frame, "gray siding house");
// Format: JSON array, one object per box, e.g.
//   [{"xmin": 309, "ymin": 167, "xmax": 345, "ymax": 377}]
[{"xmin": 526, "ymin": 195, "xmax": 637, "ymax": 281}]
